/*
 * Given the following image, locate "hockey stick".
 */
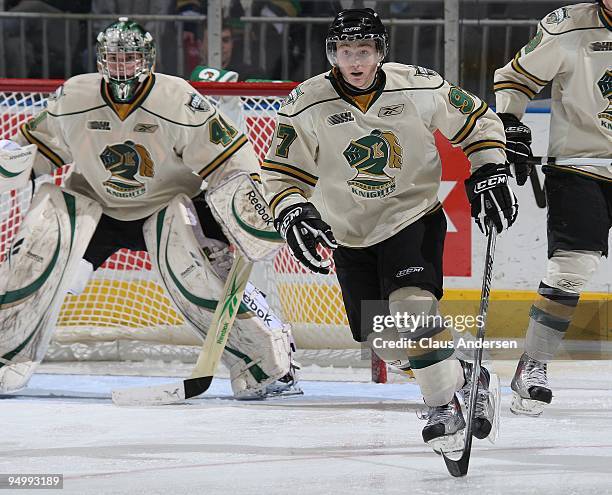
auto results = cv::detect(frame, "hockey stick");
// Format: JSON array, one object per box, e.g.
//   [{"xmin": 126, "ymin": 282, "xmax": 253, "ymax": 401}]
[
  {"xmin": 442, "ymin": 219, "xmax": 497, "ymax": 477},
  {"xmin": 111, "ymin": 255, "xmax": 253, "ymax": 406},
  {"xmin": 526, "ymin": 156, "xmax": 612, "ymax": 167}
]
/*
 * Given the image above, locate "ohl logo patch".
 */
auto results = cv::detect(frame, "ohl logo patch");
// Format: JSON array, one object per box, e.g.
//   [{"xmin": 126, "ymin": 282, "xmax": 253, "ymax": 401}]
[
  {"xmin": 342, "ymin": 129, "xmax": 402, "ymax": 199},
  {"xmin": 597, "ymin": 69, "xmax": 612, "ymax": 131},
  {"xmin": 99, "ymin": 140, "xmax": 155, "ymax": 198}
]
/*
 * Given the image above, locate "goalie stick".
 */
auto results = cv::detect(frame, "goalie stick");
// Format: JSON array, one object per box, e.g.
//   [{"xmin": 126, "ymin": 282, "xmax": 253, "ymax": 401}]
[
  {"xmin": 442, "ymin": 219, "xmax": 497, "ymax": 477},
  {"xmin": 111, "ymin": 255, "xmax": 253, "ymax": 406}
]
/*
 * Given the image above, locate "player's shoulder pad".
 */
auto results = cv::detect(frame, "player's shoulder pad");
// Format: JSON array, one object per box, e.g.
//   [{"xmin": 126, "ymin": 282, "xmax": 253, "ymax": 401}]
[
  {"xmin": 382, "ymin": 62, "xmax": 445, "ymax": 91},
  {"xmin": 539, "ymin": 3, "xmax": 601, "ymax": 36},
  {"xmin": 277, "ymin": 73, "xmax": 338, "ymax": 117},
  {"xmin": 146, "ymin": 73, "xmax": 216, "ymax": 126},
  {"xmin": 46, "ymin": 73, "xmax": 105, "ymax": 115}
]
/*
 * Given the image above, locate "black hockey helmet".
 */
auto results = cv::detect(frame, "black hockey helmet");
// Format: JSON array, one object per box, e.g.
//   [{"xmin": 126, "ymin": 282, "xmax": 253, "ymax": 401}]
[{"xmin": 326, "ymin": 8, "xmax": 388, "ymax": 66}]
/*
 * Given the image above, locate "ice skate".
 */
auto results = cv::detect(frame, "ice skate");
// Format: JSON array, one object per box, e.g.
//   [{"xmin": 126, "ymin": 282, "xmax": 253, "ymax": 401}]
[
  {"xmin": 510, "ymin": 352, "xmax": 552, "ymax": 416},
  {"xmin": 461, "ymin": 360, "xmax": 500, "ymax": 442},
  {"xmin": 421, "ymin": 394, "xmax": 466, "ymax": 454}
]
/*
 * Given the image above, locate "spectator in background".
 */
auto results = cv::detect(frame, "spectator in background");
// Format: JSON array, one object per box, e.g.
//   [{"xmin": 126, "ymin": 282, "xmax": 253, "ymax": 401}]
[
  {"xmin": 181, "ymin": 1, "xmax": 248, "ymax": 77},
  {"xmin": 3, "ymin": 0, "xmax": 88, "ymax": 78},
  {"xmin": 193, "ymin": 22, "xmax": 265, "ymax": 81},
  {"xmin": 251, "ymin": 0, "xmax": 302, "ymax": 80}
]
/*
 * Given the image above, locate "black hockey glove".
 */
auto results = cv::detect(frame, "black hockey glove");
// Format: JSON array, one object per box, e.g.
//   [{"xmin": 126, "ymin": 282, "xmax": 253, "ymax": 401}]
[
  {"xmin": 275, "ymin": 202, "xmax": 338, "ymax": 274},
  {"xmin": 498, "ymin": 112, "xmax": 533, "ymax": 186},
  {"xmin": 465, "ymin": 163, "xmax": 518, "ymax": 234}
]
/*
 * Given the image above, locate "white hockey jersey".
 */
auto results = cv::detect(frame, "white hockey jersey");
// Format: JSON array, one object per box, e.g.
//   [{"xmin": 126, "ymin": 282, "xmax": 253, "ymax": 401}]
[
  {"xmin": 261, "ymin": 63, "xmax": 506, "ymax": 247},
  {"xmin": 494, "ymin": 3, "xmax": 612, "ymax": 180},
  {"xmin": 15, "ymin": 72, "xmax": 260, "ymax": 220}
]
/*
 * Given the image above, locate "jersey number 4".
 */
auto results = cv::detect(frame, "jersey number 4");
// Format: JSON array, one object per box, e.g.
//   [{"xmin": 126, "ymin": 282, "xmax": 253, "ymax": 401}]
[{"xmin": 210, "ymin": 115, "xmax": 238, "ymax": 147}]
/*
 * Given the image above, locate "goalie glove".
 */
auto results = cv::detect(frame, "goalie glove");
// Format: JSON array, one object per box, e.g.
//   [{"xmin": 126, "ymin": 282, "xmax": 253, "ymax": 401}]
[
  {"xmin": 275, "ymin": 202, "xmax": 337, "ymax": 274},
  {"xmin": 498, "ymin": 112, "xmax": 533, "ymax": 186},
  {"xmin": 465, "ymin": 163, "xmax": 518, "ymax": 234}
]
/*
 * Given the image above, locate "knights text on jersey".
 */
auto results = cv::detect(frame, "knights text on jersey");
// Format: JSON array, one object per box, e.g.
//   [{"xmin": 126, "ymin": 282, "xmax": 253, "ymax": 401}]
[
  {"xmin": 16, "ymin": 72, "xmax": 260, "ymax": 220},
  {"xmin": 494, "ymin": 3, "xmax": 612, "ymax": 180},
  {"xmin": 261, "ymin": 62, "xmax": 506, "ymax": 247}
]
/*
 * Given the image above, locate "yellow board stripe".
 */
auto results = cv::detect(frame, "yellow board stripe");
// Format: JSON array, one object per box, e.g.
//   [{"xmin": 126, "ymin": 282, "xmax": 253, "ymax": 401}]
[
  {"xmin": 511, "ymin": 53, "xmax": 549, "ymax": 86},
  {"xmin": 450, "ymin": 101, "xmax": 489, "ymax": 145},
  {"xmin": 269, "ymin": 186, "xmax": 306, "ymax": 215},
  {"xmin": 20, "ymin": 121, "xmax": 64, "ymax": 168},
  {"xmin": 262, "ymin": 159, "xmax": 318, "ymax": 187},
  {"xmin": 463, "ymin": 139, "xmax": 506, "ymax": 157},
  {"xmin": 199, "ymin": 134, "xmax": 248, "ymax": 179},
  {"xmin": 493, "ymin": 81, "xmax": 536, "ymax": 99}
]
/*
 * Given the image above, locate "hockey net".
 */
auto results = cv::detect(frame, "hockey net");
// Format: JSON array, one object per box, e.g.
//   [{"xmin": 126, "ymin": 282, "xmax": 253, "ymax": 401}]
[{"xmin": 0, "ymin": 79, "xmax": 386, "ymax": 380}]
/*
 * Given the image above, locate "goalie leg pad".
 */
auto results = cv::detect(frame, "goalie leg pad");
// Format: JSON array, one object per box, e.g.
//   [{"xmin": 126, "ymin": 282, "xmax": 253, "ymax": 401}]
[
  {"xmin": 226, "ymin": 283, "xmax": 298, "ymax": 399},
  {"xmin": 0, "ymin": 183, "xmax": 101, "ymax": 392},
  {"xmin": 143, "ymin": 194, "xmax": 228, "ymax": 341},
  {"xmin": 143, "ymin": 194, "xmax": 297, "ymax": 399}
]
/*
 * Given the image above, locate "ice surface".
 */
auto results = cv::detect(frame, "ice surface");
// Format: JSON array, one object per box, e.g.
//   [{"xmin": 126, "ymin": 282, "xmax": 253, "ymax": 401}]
[{"xmin": 1, "ymin": 361, "xmax": 611, "ymax": 495}]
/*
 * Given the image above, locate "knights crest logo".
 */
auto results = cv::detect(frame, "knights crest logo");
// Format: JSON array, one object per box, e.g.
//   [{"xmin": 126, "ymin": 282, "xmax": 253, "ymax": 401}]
[
  {"xmin": 99, "ymin": 140, "xmax": 155, "ymax": 198},
  {"xmin": 343, "ymin": 129, "xmax": 403, "ymax": 198},
  {"xmin": 597, "ymin": 69, "xmax": 612, "ymax": 131}
]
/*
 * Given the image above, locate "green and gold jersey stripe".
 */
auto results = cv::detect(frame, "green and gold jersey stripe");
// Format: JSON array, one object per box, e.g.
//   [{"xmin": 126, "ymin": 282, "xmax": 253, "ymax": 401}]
[
  {"xmin": 101, "ymin": 74, "xmax": 155, "ymax": 122},
  {"xmin": 450, "ymin": 101, "xmax": 489, "ymax": 145},
  {"xmin": 261, "ymin": 159, "xmax": 318, "ymax": 187},
  {"xmin": 599, "ymin": 6, "xmax": 612, "ymax": 30},
  {"xmin": 249, "ymin": 172, "xmax": 261, "ymax": 183},
  {"xmin": 493, "ymin": 81, "xmax": 536, "ymax": 99},
  {"xmin": 20, "ymin": 121, "xmax": 64, "ymax": 168},
  {"xmin": 270, "ymin": 186, "xmax": 306, "ymax": 215},
  {"xmin": 198, "ymin": 134, "xmax": 248, "ymax": 179},
  {"xmin": 511, "ymin": 53, "xmax": 549, "ymax": 87},
  {"xmin": 463, "ymin": 139, "xmax": 506, "ymax": 157}
]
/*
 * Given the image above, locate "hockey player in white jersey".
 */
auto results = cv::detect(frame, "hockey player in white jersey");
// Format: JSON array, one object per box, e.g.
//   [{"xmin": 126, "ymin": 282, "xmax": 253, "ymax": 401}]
[
  {"xmin": 0, "ymin": 18, "xmax": 300, "ymax": 400},
  {"xmin": 261, "ymin": 8, "xmax": 514, "ymax": 453},
  {"xmin": 494, "ymin": 0, "xmax": 612, "ymax": 416}
]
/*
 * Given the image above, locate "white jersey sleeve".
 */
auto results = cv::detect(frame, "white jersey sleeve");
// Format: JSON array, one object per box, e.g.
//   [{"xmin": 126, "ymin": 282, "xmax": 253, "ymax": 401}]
[
  {"xmin": 429, "ymin": 78, "xmax": 507, "ymax": 171},
  {"xmin": 261, "ymin": 86, "xmax": 319, "ymax": 216},
  {"xmin": 493, "ymin": 10, "xmax": 567, "ymax": 117},
  {"xmin": 14, "ymin": 86, "xmax": 74, "ymax": 177},
  {"xmin": 177, "ymin": 106, "xmax": 260, "ymax": 191},
  {"xmin": 494, "ymin": 3, "xmax": 612, "ymax": 173}
]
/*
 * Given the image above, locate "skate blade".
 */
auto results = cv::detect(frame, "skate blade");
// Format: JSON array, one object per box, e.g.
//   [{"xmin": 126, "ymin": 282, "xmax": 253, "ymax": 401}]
[
  {"xmin": 427, "ymin": 430, "xmax": 465, "ymax": 456},
  {"xmin": 510, "ymin": 391, "xmax": 545, "ymax": 417}
]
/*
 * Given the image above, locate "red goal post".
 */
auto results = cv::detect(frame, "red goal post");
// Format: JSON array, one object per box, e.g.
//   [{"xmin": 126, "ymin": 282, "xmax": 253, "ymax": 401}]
[{"xmin": 0, "ymin": 78, "xmax": 387, "ymax": 382}]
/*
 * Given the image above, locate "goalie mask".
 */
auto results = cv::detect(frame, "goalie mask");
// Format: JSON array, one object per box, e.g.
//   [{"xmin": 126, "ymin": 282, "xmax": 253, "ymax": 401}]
[
  {"xmin": 96, "ymin": 17, "xmax": 156, "ymax": 103},
  {"xmin": 325, "ymin": 8, "xmax": 388, "ymax": 68}
]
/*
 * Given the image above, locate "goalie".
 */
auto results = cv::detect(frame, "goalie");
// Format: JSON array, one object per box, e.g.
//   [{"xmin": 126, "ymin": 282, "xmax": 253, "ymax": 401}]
[{"xmin": 0, "ymin": 17, "xmax": 300, "ymax": 400}]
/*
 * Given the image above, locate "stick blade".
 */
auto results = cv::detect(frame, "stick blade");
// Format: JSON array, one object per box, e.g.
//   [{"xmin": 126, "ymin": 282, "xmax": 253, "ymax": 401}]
[
  {"xmin": 442, "ymin": 451, "xmax": 470, "ymax": 477},
  {"xmin": 184, "ymin": 376, "xmax": 213, "ymax": 399},
  {"xmin": 111, "ymin": 381, "xmax": 186, "ymax": 406}
]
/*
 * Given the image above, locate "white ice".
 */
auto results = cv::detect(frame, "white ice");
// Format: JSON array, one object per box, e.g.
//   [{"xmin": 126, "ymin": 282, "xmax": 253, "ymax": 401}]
[{"xmin": 1, "ymin": 361, "xmax": 611, "ymax": 495}]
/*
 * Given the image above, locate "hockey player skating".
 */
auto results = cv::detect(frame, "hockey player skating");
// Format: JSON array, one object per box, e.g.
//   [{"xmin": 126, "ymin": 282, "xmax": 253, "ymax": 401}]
[
  {"xmin": 261, "ymin": 8, "xmax": 515, "ymax": 454},
  {"xmin": 0, "ymin": 18, "xmax": 300, "ymax": 400},
  {"xmin": 494, "ymin": 0, "xmax": 612, "ymax": 416}
]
